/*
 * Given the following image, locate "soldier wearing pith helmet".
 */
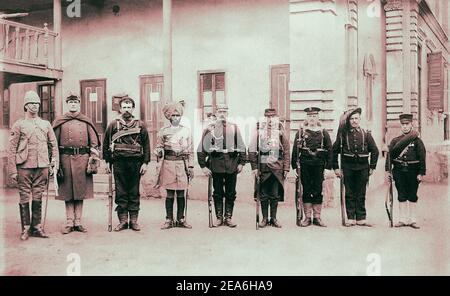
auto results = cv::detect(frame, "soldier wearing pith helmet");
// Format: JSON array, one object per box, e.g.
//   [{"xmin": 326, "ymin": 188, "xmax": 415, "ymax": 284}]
[{"xmin": 7, "ymin": 90, "xmax": 59, "ymax": 240}]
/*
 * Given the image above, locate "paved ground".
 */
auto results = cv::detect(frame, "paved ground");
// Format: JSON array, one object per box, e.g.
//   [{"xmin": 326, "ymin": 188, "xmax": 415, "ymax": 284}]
[{"xmin": 0, "ymin": 177, "xmax": 449, "ymax": 276}]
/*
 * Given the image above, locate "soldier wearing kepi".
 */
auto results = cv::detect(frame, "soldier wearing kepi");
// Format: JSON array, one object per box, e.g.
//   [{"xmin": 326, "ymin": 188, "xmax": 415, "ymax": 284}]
[
  {"xmin": 249, "ymin": 108, "xmax": 290, "ymax": 228},
  {"xmin": 385, "ymin": 114, "xmax": 426, "ymax": 229},
  {"xmin": 197, "ymin": 104, "xmax": 246, "ymax": 227},
  {"xmin": 155, "ymin": 102, "xmax": 194, "ymax": 229},
  {"xmin": 291, "ymin": 107, "xmax": 332, "ymax": 227},
  {"xmin": 8, "ymin": 90, "xmax": 59, "ymax": 240},
  {"xmin": 332, "ymin": 107, "xmax": 379, "ymax": 227},
  {"xmin": 52, "ymin": 92, "xmax": 101, "ymax": 234},
  {"xmin": 103, "ymin": 94, "xmax": 150, "ymax": 231}
]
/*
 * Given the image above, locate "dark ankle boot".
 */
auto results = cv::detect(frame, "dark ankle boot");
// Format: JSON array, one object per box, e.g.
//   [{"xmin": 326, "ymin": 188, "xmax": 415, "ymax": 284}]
[
  {"xmin": 176, "ymin": 218, "xmax": 192, "ymax": 229},
  {"xmin": 270, "ymin": 200, "xmax": 282, "ymax": 228},
  {"xmin": 213, "ymin": 198, "xmax": 224, "ymax": 227},
  {"xmin": 161, "ymin": 219, "xmax": 174, "ymax": 230},
  {"xmin": 300, "ymin": 203, "xmax": 313, "ymax": 227},
  {"xmin": 19, "ymin": 203, "xmax": 31, "ymax": 241},
  {"xmin": 129, "ymin": 211, "xmax": 141, "ymax": 231},
  {"xmin": 31, "ymin": 201, "xmax": 49, "ymax": 238},
  {"xmin": 224, "ymin": 200, "xmax": 237, "ymax": 228},
  {"xmin": 114, "ymin": 210, "xmax": 128, "ymax": 231},
  {"xmin": 312, "ymin": 204, "xmax": 326, "ymax": 227},
  {"xmin": 259, "ymin": 200, "xmax": 269, "ymax": 228}
]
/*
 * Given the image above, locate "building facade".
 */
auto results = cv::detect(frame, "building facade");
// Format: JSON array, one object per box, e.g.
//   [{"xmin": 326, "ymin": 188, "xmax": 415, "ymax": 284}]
[{"xmin": 1, "ymin": 0, "xmax": 449, "ymax": 187}]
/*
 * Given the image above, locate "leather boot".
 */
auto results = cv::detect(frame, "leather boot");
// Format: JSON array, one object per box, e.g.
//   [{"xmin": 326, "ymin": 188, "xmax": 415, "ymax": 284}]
[
  {"xmin": 161, "ymin": 198, "xmax": 174, "ymax": 230},
  {"xmin": 114, "ymin": 210, "xmax": 128, "ymax": 231},
  {"xmin": 312, "ymin": 204, "xmax": 326, "ymax": 227},
  {"xmin": 73, "ymin": 200, "xmax": 87, "ymax": 232},
  {"xmin": 161, "ymin": 219, "xmax": 174, "ymax": 230},
  {"xmin": 176, "ymin": 218, "xmax": 192, "ymax": 229},
  {"xmin": 300, "ymin": 203, "xmax": 312, "ymax": 227},
  {"xmin": 213, "ymin": 198, "xmax": 224, "ymax": 227},
  {"xmin": 19, "ymin": 203, "xmax": 31, "ymax": 241},
  {"xmin": 270, "ymin": 200, "xmax": 282, "ymax": 228},
  {"xmin": 129, "ymin": 211, "xmax": 141, "ymax": 231},
  {"xmin": 31, "ymin": 201, "xmax": 49, "ymax": 238},
  {"xmin": 224, "ymin": 200, "xmax": 237, "ymax": 228},
  {"xmin": 62, "ymin": 201, "xmax": 74, "ymax": 234},
  {"xmin": 259, "ymin": 200, "xmax": 269, "ymax": 228}
]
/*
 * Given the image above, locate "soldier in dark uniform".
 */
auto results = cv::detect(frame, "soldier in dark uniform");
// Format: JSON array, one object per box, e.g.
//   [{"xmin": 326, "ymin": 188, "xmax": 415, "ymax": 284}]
[
  {"xmin": 291, "ymin": 107, "xmax": 332, "ymax": 227},
  {"xmin": 332, "ymin": 107, "xmax": 379, "ymax": 227},
  {"xmin": 103, "ymin": 95, "xmax": 150, "ymax": 231},
  {"xmin": 248, "ymin": 108, "xmax": 290, "ymax": 228},
  {"xmin": 385, "ymin": 114, "xmax": 426, "ymax": 229},
  {"xmin": 197, "ymin": 104, "xmax": 246, "ymax": 227}
]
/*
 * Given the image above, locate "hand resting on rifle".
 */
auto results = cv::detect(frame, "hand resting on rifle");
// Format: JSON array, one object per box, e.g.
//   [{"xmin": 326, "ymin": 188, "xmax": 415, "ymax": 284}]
[
  {"xmin": 140, "ymin": 163, "xmax": 148, "ymax": 175},
  {"xmin": 334, "ymin": 169, "xmax": 342, "ymax": 178},
  {"xmin": 202, "ymin": 167, "xmax": 212, "ymax": 177}
]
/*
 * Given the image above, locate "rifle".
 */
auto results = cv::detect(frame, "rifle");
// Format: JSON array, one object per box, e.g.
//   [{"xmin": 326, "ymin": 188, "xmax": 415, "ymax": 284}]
[
  {"xmin": 339, "ymin": 132, "xmax": 346, "ymax": 226},
  {"xmin": 182, "ymin": 155, "xmax": 191, "ymax": 222},
  {"xmin": 255, "ymin": 122, "xmax": 261, "ymax": 230},
  {"xmin": 295, "ymin": 129, "xmax": 304, "ymax": 226},
  {"xmin": 42, "ymin": 170, "xmax": 51, "ymax": 231},
  {"xmin": 385, "ymin": 152, "xmax": 394, "ymax": 227},
  {"xmin": 207, "ymin": 174, "xmax": 213, "ymax": 228},
  {"xmin": 107, "ymin": 164, "xmax": 113, "ymax": 232}
]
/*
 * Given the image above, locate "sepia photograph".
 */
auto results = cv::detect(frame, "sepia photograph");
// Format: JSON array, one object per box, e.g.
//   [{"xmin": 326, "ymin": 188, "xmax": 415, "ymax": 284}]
[{"xmin": 0, "ymin": 0, "xmax": 449, "ymax": 278}]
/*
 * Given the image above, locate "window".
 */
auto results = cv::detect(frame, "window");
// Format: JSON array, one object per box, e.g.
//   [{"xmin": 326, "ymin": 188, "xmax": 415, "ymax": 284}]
[
  {"xmin": 38, "ymin": 83, "xmax": 55, "ymax": 123},
  {"xmin": 427, "ymin": 52, "xmax": 445, "ymax": 111},
  {"xmin": 199, "ymin": 72, "xmax": 225, "ymax": 121},
  {"xmin": 363, "ymin": 54, "xmax": 376, "ymax": 122}
]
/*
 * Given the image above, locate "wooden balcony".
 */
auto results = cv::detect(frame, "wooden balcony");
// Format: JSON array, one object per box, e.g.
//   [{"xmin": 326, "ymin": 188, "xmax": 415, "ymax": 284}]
[{"xmin": 0, "ymin": 19, "xmax": 62, "ymax": 83}]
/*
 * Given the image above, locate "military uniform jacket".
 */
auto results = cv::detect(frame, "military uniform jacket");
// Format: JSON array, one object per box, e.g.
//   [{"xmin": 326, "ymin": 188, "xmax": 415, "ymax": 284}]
[
  {"xmin": 155, "ymin": 124, "xmax": 193, "ymax": 190},
  {"xmin": 197, "ymin": 120, "xmax": 246, "ymax": 174},
  {"xmin": 103, "ymin": 117, "xmax": 151, "ymax": 164},
  {"xmin": 385, "ymin": 133, "xmax": 426, "ymax": 175},
  {"xmin": 332, "ymin": 127, "xmax": 379, "ymax": 170},
  {"xmin": 8, "ymin": 117, "xmax": 59, "ymax": 176},
  {"xmin": 248, "ymin": 122, "xmax": 290, "ymax": 180},
  {"xmin": 291, "ymin": 125, "xmax": 333, "ymax": 170},
  {"xmin": 53, "ymin": 112, "xmax": 100, "ymax": 201}
]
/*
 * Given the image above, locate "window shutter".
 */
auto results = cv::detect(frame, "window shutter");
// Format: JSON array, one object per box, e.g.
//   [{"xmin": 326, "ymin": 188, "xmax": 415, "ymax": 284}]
[{"xmin": 427, "ymin": 52, "xmax": 444, "ymax": 111}]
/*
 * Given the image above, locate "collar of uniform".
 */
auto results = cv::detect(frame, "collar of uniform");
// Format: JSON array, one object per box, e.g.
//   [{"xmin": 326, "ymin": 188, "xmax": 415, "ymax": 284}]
[{"xmin": 350, "ymin": 127, "xmax": 361, "ymax": 133}]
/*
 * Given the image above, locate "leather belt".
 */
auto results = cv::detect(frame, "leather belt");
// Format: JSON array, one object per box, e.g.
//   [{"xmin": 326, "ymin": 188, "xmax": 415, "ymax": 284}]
[
  {"xmin": 164, "ymin": 150, "xmax": 188, "ymax": 157},
  {"xmin": 164, "ymin": 155, "xmax": 186, "ymax": 161},
  {"xmin": 393, "ymin": 159, "xmax": 420, "ymax": 167},
  {"xmin": 343, "ymin": 153, "xmax": 369, "ymax": 158},
  {"xmin": 59, "ymin": 146, "xmax": 90, "ymax": 155}
]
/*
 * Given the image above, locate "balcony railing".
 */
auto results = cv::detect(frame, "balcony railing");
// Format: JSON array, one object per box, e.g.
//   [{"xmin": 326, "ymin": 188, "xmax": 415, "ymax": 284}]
[{"xmin": 0, "ymin": 19, "xmax": 59, "ymax": 70}]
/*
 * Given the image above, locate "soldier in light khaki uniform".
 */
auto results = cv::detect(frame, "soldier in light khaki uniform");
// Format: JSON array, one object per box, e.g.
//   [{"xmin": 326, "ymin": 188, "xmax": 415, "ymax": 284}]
[
  {"xmin": 8, "ymin": 90, "xmax": 59, "ymax": 240},
  {"xmin": 155, "ymin": 102, "xmax": 194, "ymax": 229}
]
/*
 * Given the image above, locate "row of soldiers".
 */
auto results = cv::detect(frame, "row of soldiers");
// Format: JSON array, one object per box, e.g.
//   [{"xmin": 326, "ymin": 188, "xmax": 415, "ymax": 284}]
[{"xmin": 7, "ymin": 90, "xmax": 426, "ymax": 240}]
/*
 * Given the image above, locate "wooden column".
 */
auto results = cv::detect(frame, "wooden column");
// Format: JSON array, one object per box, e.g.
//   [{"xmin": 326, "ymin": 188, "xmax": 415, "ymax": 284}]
[
  {"xmin": 53, "ymin": 0, "xmax": 63, "ymax": 116},
  {"xmin": 163, "ymin": 0, "xmax": 172, "ymax": 102}
]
